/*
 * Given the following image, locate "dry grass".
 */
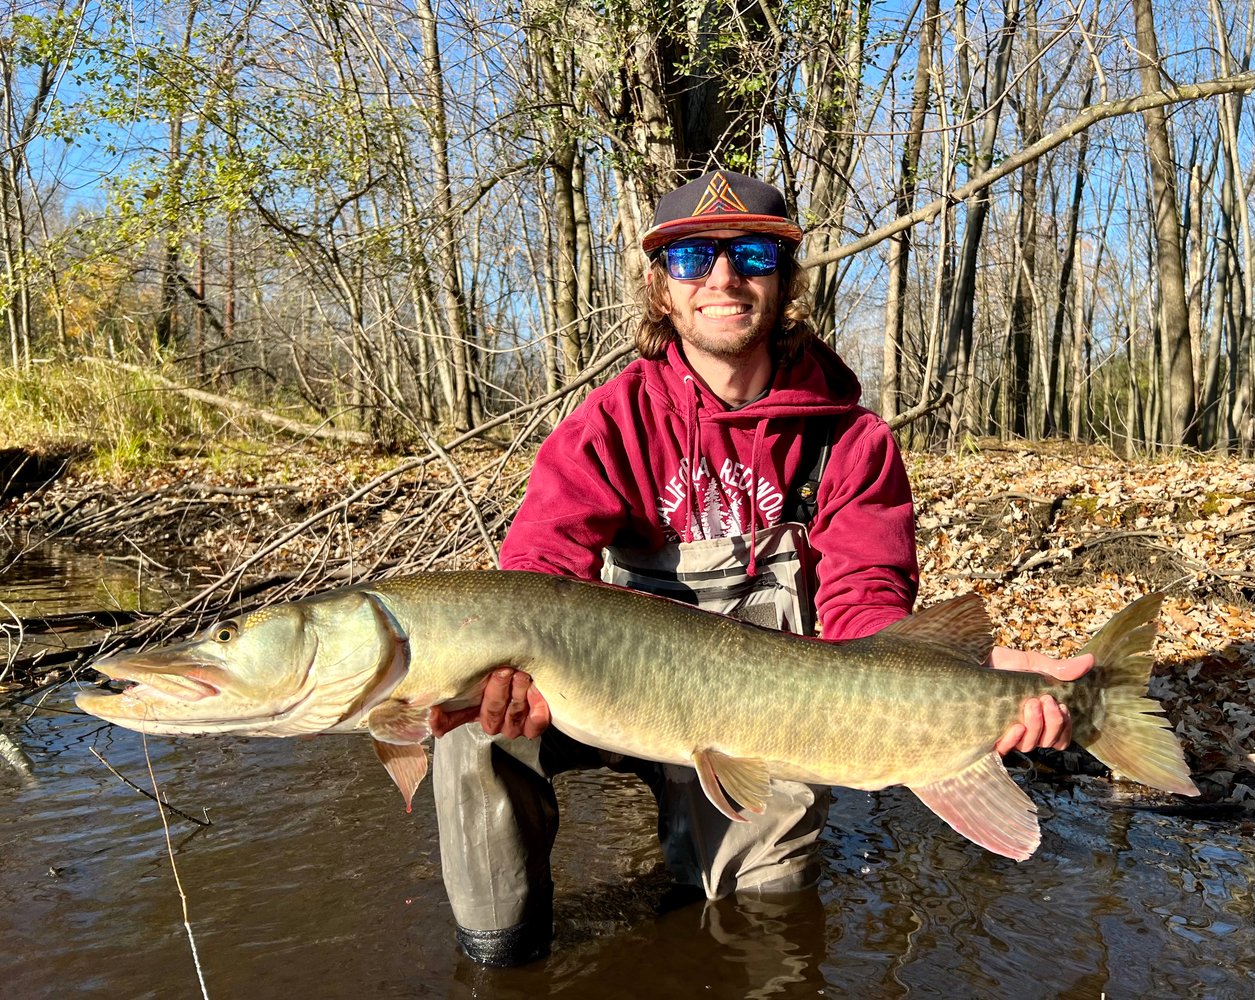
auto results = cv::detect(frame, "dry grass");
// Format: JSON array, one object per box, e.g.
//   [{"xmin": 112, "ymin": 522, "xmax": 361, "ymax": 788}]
[{"xmin": 0, "ymin": 360, "xmax": 224, "ymax": 480}]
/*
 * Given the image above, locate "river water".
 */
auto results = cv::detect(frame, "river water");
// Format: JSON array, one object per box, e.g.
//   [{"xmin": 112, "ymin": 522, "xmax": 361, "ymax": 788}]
[{"xmin": 2, "ymin": 545, "xmax": 1253, "ymax": 999}]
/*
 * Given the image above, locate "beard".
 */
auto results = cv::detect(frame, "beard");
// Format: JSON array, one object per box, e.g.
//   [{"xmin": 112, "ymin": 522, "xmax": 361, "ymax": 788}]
[
  {"xmin": 678, "ymin": 322, "xmax": 770, "ymax": 359},
  {"xmin": 666, "ymin": 289, "xmax": 783, "ymax": 361}
]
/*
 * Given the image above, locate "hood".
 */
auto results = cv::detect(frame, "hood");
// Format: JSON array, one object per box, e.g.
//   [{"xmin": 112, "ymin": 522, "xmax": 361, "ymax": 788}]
[{"xmin": 639, "ymin": 339, "xmax": 863, "ymax": 424}]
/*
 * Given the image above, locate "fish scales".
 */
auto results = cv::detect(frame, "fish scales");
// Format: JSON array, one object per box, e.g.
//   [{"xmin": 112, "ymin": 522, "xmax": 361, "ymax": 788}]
[
  {"xmin": 76, "ymin": 570, "xmax": 1197, "ymax": 861},
  {"xmin": 378, "ymin": 574, "xmax": 1026, "ymax": 787}
]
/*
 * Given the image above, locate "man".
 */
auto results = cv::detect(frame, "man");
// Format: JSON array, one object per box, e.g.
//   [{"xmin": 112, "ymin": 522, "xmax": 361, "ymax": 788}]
[{"xmin": 431, "ymin": 170, "xmax": 1088, "ymax": 967}]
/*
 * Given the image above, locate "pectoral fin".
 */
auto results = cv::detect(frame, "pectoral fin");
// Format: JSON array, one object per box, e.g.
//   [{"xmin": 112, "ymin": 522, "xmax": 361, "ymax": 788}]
[
  {"xmin": 372, "ymin": 740, "xmax": 429, "ymax": 813},
  {"xmin": 908, "ymin": 751, "xmax": 1040, "ymax": 861},
  {"xmin": 693, "ymin": 748, "xmax": 771, "ymax": 822},
  {"xmin": 366, "ymin": 700, "xmax": 432, "ymax": 744},
  {"xmin": 367, "ymin": 701, "xmax": 434, "ymax": 813}
]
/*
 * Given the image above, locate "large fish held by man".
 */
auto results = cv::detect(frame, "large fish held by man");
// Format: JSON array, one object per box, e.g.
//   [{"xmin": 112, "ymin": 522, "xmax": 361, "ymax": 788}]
[{"xmin": 76, "ymin": 571, "xmax": 1198, "ymax": 860}]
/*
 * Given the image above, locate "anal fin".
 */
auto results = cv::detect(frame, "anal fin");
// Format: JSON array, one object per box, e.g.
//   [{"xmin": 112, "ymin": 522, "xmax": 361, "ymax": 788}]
[{"xmin": 909, "ymin": 751, "xmax": 1040, "ymax": 861}]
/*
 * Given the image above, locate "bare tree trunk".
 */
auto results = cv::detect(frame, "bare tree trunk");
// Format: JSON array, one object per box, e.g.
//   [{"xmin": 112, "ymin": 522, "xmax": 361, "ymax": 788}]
[
  {"xmin": 1007, "ymin": 2, "xmax": 1042, "ymax": 440},
  {"xmin": 1201, "ymin": 224, "xmax": 1230, "ymax": 450},
  {"xmin": 1209, "ymin": 0, "xmax": 1255, "ymax": 454},
  {"xmin": 416, "ymin": 0, "xmax": 481, "ymax": 429},
  {"xmin": 804, "ymin": 0, "xmax": 872, "ymax": 333},
  {"xmin": 587, "ymin": 0, "xmax": 787, "ymax": 299},
  {"xmin": 532, "ymin": 27, "xmax": 586, "ymax": 380},
  {"xmin": 1046, "ymin": 71, "xmax": 1094, "ymax": 437},
  {"xmin": 0, "ymin": 1, "xmax": 79, "ymax": 366},
  {"xmin": 1184, "ymin": 152, "xmax": 1209, "ymax": 412},
  {"xmin": 882, "ymin": 0, "xmax": 938, "ymax": 422},
  {"xmin": 1126, "ymin": 319, "xmax": 1144, "ymax": 456},
  {"xmin": 155, "ymin": 0, "xmax": 201, "ymax": 352},
  {"xmin": 942, "ymin": 0, "xmax": 1022, "ymax": 445},
  {"xmin": 1133, "ymin": 0, "xmax": 1198, "ymax": 446},
  {"xmin": 1068, "ymin": 234, "xmax": 1091, "ymax": 441}
]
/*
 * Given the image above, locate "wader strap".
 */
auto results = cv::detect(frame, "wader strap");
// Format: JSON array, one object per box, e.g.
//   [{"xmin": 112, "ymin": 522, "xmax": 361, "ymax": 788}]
[{"xmin": 780, "ymin": 415, "xmax": 834, "ymax": 526}]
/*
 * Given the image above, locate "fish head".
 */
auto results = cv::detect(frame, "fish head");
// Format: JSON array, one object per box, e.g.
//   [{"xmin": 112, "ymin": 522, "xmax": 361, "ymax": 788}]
[{"xmin": 76, "ymin": 591, "xmax": 409, "ymax": 738}]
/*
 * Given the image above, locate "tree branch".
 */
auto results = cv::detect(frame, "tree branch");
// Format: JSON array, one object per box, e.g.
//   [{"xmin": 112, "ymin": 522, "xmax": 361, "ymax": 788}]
[
  {"xmin": 804, "ymin": 73, "xmax": 1255, "ymax": 269},
  {"xmin": 86, "ymin": 359, "xmax": 376, "ymax": 446}
]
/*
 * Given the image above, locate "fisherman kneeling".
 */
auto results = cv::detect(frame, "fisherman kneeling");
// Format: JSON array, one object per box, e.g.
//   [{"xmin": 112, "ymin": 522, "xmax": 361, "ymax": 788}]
[{"xmin": 429, "ymin": 170, "xmax": 1088, "ymax": 967}]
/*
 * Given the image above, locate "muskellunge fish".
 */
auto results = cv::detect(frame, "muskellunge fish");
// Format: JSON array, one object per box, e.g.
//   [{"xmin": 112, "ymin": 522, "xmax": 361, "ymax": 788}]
[{"xmin": 76, "ymin": 571, "xmax": 1198, "ymax": 860}]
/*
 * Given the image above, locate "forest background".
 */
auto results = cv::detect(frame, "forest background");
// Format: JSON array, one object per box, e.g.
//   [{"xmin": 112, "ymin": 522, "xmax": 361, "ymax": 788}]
[{"xmin": 2, "ymin": 0, "xmax": 1254, "ymax": 457}]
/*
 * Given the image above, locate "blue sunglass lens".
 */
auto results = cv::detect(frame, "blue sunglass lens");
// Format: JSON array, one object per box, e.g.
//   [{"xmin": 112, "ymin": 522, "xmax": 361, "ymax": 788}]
[
  {"xmin": 666, "ymin": 243, "xmax": 716, "ymax": 280},
  {"xmin": 730, "ymin": 239, "xmax": 778, "ymax": 276}
]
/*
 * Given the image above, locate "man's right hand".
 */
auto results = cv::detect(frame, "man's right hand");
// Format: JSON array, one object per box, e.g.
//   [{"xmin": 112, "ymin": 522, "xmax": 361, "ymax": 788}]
[{"xmin": 428, "ymin": 668, "xmax": 552, "ymax": 740}]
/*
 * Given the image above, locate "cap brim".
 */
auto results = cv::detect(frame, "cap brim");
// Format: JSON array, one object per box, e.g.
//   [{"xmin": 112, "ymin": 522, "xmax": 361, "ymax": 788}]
[{"xmin": 641, "ymin": 215, "xmax": 803, "ymax": 254}]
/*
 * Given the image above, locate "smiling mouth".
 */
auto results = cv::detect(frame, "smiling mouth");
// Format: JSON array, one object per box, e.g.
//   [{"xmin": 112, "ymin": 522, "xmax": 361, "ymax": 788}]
[{"xmin": 699, "ymin": 304, "xmax": 750, "ymax": 318}]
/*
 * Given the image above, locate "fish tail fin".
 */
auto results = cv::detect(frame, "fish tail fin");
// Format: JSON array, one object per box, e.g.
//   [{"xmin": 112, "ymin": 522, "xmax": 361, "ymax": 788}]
[{"xmin": 1075, "ymin": 593, "xmax": 1198, "ymax": 797}]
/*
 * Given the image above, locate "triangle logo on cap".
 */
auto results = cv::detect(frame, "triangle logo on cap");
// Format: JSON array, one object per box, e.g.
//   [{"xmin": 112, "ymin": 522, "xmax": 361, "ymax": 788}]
[{"xmin": 693, "ymin": 172, "xmax": 749, "ymax": 216}]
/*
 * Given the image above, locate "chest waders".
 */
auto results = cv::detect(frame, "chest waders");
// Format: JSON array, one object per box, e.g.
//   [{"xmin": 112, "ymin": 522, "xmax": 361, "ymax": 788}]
[{"xmin": 433, "ymin": 427, "xmax": 833, "ymax": 966}]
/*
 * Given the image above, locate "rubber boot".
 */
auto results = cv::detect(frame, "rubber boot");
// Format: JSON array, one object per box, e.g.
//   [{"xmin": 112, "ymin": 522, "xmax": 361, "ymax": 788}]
[{"xmin": 454, "ymin": 889, "xmax": 553, "ymax": 967}]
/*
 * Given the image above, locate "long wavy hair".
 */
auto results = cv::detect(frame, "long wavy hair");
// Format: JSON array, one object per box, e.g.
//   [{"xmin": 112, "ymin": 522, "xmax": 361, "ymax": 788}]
[{"xmin": 634, "ymin": 245, "xmax": 816, "ymax": 366}]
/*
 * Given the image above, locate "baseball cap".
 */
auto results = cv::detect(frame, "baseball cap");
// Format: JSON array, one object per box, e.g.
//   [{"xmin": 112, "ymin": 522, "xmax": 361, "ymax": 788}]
[{"xmin": 641, "ymin": 170, "xmax": 803, "ymax": 255}]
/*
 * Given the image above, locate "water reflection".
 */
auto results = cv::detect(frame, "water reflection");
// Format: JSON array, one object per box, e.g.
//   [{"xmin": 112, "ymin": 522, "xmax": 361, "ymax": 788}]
[
  {"xmin": 0, "ymin": 542, "xmax": 183, "ymax": 617},
  {"xmin": 1, "ymin": 542, "xmax": 186, "ymax": 681},
  {"xmin": 2, "ymin": 544, "xmax": 1254, "ymax": 999}
]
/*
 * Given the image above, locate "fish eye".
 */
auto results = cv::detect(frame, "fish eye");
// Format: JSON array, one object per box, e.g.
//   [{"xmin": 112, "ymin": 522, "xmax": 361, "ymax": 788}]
[{"xmin": 212, "ymin": 622, "xmax": 239, "ymax": 643}]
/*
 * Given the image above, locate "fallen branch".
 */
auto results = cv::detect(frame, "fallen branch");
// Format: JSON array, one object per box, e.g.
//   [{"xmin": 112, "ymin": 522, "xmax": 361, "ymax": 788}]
[
  {"xmin": 1, "ymin": 645, "xmax": 97, "ymax": 682},
  {"xmin": 2, "ymin": 610, "xmax": 148, "ymax": 635},
  {"xmin": 888, "ymin": 392, "xmax": 953, "ymax": 430},
  {"xmin": 85, "ymin": 358, "xmax": 376, "ymax": 446}
]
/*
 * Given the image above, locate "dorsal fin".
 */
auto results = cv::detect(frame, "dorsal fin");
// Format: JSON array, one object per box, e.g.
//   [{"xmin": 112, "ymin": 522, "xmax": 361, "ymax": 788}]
[{"xmin": 880, "ymin": 594, "xmax": 993, "ymax": 663}]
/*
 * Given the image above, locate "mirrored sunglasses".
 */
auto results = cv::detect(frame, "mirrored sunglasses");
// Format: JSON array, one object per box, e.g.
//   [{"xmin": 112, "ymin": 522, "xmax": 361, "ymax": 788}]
[{"xmin": 659, "ymin": 236, "xmax": 781, "ymax": 281}]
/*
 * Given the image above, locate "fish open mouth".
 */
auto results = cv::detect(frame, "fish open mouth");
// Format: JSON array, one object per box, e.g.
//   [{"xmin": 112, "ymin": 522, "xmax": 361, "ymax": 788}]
[
  {"xmin": 75, "ymin": 673, "xmax": 269, "ymax": 735},
  {"xmin": 78, "ymin": 648, "xmax": 327, "ymax": 734},
  {"xmin": 90, "ymin": 660, "xmax": 222, "ymax": 703}
]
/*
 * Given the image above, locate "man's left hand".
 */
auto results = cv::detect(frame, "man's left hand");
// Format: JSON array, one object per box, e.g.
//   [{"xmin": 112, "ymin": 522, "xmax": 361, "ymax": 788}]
[
  {"xmin": 988, "ymin": 647, "xmax": 1094, "ymax": 755},
  {"xmin": 428, "ymin": 667, "xmax": 551, "ymax": 740}
]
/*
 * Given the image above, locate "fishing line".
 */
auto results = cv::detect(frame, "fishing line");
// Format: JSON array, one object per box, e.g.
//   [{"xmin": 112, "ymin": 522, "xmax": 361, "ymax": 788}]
[{"xmin": 143, "ymin": 732, "xmax": 211, "ymax": 1000}]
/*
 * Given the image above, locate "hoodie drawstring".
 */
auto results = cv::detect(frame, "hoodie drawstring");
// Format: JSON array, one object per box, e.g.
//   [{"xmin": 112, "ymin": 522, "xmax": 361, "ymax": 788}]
[
  {"xmin": 681, "ymin": 376, "xmax": 699, "ymax": 543},
  {"xmin": 746, "ymin": 417, "xmax": 767, "ymax": 577},
  {"xmin": 677, "ymin": 367, "xmax": 774, "ymax": 577}
]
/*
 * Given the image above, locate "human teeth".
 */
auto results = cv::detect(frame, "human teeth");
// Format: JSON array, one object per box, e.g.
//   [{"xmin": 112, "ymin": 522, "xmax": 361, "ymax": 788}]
[{"xmin": 701, "ymin": 305, "xmax": 747, "ymax": 317}]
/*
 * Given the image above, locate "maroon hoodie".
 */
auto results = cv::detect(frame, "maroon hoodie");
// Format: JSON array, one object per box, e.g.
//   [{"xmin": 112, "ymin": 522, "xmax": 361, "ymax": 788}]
[{"xmin": 499, "ymin": 339, "xmax": 919, "ymax": 641}]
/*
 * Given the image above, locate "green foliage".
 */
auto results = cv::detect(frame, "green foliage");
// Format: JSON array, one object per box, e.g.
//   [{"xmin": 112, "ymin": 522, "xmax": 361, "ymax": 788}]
[{"xmin": 8, "ymin": 9, "xmax": 81, "ymax": 65}]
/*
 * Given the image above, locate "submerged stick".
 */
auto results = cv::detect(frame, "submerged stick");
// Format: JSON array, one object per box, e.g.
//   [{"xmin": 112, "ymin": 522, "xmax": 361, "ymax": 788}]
[
  {"xmin": 0, "ymin": 731, "xmax": 36, "ymax": 786},
  {"xmin": 88, "ymin": 747, "xmax": 211, "ymax": 828}
]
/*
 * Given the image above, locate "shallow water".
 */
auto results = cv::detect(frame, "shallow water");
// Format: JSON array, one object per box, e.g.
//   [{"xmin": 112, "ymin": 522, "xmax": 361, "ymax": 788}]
[{"xmin": 2, "ymin": 547, "xmax": 1254, "ymax": 999}]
